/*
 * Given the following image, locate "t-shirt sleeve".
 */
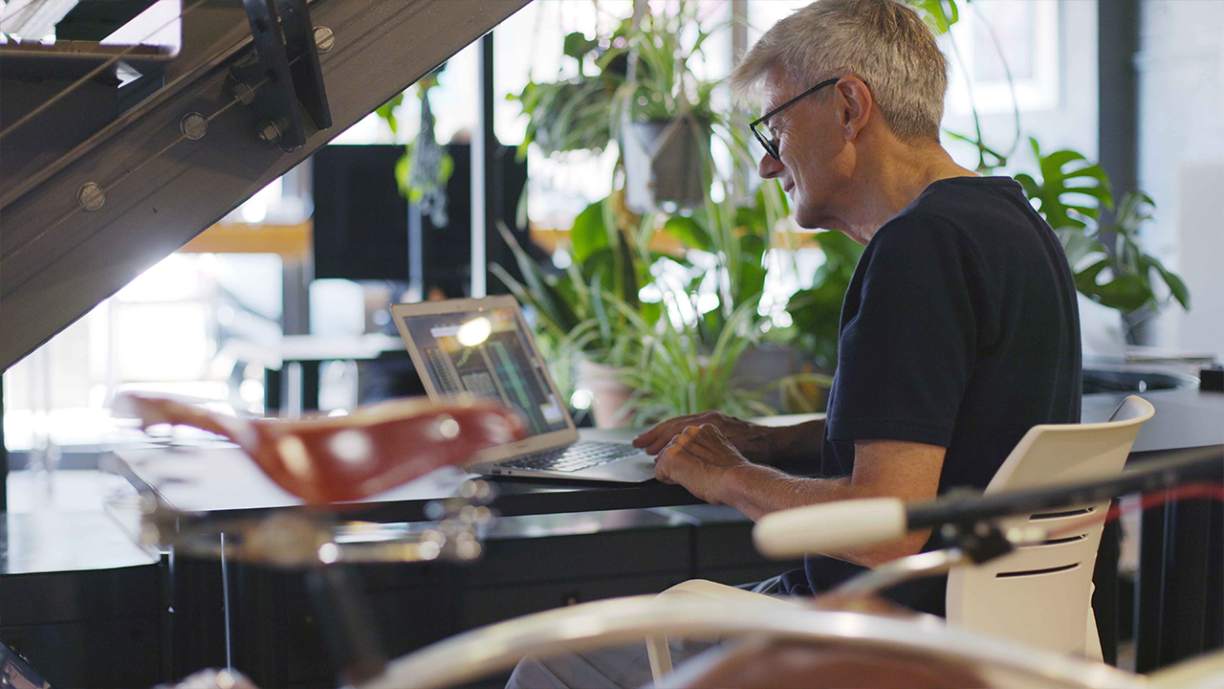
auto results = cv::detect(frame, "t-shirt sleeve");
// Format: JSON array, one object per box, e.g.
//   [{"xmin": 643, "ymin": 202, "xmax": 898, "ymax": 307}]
[{"xmin": 825, "ymin": 216, "xmax": 983, "ymax": 447}]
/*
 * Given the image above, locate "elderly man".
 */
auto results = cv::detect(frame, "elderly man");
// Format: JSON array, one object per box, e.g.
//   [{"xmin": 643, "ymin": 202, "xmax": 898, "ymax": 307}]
[{"xmin": 509, "ymin": 0, "xmax": 1079, "ymax": 685}]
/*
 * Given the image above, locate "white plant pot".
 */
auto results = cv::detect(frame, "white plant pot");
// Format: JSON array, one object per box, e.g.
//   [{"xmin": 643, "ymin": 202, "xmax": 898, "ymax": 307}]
[
  {"xmin": 575, "ymin": 358, "xmax": 636, "ymax": 429},
  {"xmin": 622, "ymin": 118, "xmax": 710, "ymax": 214}
]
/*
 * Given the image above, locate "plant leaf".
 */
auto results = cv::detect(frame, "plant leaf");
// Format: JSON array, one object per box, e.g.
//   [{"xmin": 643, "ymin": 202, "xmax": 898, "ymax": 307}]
[{"xmin": 570, "ymin": 201, "xmax": 610, "ymax": 264}]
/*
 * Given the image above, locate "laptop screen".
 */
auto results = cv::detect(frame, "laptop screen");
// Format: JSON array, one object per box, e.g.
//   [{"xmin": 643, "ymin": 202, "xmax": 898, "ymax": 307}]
[{"xmin": 398, "ymin": 304, "xmax": 570, "ymax": 438}]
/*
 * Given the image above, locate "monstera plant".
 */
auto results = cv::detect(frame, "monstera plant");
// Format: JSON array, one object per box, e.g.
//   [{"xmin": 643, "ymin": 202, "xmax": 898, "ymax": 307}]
[{"xmin": 1016, "ymin": 138, "xmax": 1189, "ymax": 318}]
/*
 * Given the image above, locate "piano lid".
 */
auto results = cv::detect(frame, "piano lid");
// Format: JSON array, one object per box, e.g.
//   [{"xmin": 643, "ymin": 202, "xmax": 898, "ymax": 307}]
[{"xmin": 0, "ymin": 0, "xmax": 530, "ymax": 371}]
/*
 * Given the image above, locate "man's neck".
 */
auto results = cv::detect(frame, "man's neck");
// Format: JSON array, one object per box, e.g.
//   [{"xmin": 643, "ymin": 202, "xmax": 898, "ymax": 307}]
[{"xmin": 843, "ymin": 139, "xmax": 977, "ymax": 243}]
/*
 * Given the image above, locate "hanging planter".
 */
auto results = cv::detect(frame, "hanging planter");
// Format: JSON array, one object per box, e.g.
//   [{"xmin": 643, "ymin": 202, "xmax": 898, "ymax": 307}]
[{"xmin": 622, "ymin": 114, "xmax": 711, "ymax": 214}]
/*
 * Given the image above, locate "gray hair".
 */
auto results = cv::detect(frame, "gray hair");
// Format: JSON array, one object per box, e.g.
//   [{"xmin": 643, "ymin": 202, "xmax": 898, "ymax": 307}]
[{"xmin": 730, "ymin": 0, "xmax": 947, "ymax": 142}]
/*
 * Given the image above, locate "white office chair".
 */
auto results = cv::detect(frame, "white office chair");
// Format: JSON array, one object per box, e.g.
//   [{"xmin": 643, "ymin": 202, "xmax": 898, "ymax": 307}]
[
  {"xmin": 946, "ymin": 394, "xmax": 1155, "ymax": 659},
  {"xmin": 645, "ymin": 395, "xmax": 1155, "ymax": 681}
]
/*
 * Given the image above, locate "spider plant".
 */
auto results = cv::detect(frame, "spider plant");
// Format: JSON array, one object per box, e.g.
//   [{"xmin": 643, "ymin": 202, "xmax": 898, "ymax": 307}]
[{"xmin": 615, "ymin": 293, "xmax": 777, "ymax": 426}]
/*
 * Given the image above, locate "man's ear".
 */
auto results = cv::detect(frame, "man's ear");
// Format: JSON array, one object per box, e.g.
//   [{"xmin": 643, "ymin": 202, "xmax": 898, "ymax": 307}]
[{"xmin": 834, "ymin": 77, "xmax": 873, "ymax": 141}]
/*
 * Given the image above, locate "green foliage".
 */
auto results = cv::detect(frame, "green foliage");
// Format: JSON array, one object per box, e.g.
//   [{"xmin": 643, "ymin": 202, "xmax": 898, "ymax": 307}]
[
  {"xmin": 782, "ymin": 231, "xmax": 866, "ymax": 371},
  {"xmin": 512, "ymin": 76, "xmax": 620, "ymax": 156},
  {"xmin": 1017, "ymin": 139, "xmax": 1188, "ymax": 316},
  {"xmin": 509, "ymin": 19, "xmax": 630, "ymax": 157},
  {"xmin": 372, "ymin": 65, "xmax": 453, "ymax": 203},
  {"xmin": 912, "ymin": 0, "xmax": 959, "ymax": 34},
  {"xmin": 616, "ymin": 296, "xmax": 777, "ymax": 425},
  {"xmin": 1059, "ymin": 193, "xmax": 1190, "ymax": 315},
  {"xmin": 655, "ymin": 187, "xmax": 784, "ymax": 345},
  {"xmin": 375, "ymin": 93, "xmax": 405, "ymax": 134},
  {"xmin": 492, "ymin": 184, "xmax": 785, "ymax": 417},
  {"xmin": 511, "ymin": 0, "xmax": 757, "ymax": 172},
  {"xmin": 492, "ymin": 198, "xmax": 653, "ymax": 363},
  {"xmin": 606, "ymin": 2, "xmax": 720, "ymax": 125},
  {"xmin": 498, "ymin": 0, "xmax": 791, "ymax": 413}
]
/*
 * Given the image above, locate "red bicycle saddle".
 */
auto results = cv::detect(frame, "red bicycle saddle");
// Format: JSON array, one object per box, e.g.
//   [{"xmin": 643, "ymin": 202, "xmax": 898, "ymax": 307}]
[{"xmin": 121, "ymin": 394, "xmax": 525, "ymax": 504}]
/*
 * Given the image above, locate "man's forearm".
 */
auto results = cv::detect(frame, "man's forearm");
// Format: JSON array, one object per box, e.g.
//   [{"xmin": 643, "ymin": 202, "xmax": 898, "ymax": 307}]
[
  {"xmin": 720, "ymin": 462, "xmax": 850, "ymax": 522},
  {"xmin": 654, "ymin": 428, "xmax": 943, "ymax": 568}
]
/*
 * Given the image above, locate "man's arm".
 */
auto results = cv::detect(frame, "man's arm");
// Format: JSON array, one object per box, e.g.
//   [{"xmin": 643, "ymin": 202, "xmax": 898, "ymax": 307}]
[
  {"xmin": 634, "ymin": 411, "xmax": 825, "ymax": 463},
  {"xmin": 654, "ymin": 425, "xmax": 945, "ymax": 568}
]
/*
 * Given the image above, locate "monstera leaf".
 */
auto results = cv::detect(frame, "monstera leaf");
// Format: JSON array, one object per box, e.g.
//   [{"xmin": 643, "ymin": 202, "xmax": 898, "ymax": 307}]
[
  {"xmin": 1085, "ymin": 192, "xmax": 1189, "ymax": 314},
  {"xmin": 912, "ymin": 0, "xmax": 959, "ymax": 34},
  {"xmin": 1047, "ymin": 189, "xmax": 1190, "ymax": 316},
  {"xmin": 1014, "ymin": 138, "xmax": 1113, "ymax": 231}
]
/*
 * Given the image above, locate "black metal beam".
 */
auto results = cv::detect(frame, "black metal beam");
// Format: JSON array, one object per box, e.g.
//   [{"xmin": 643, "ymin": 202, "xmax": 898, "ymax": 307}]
[
  {"xmin": 1098, "ymin": 0, "xmax": 1140, "ymax": 217},
  {"xmin": 471, "ymin": 32, "xmax": 498, "ymax": 297},
  {"xmin": 1, "ymin": 375, "xmax": 7, "ymax": 512}
]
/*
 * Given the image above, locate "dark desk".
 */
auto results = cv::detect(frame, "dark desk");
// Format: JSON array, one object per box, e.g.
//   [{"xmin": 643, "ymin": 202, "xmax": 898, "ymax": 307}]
[
  {"xmin": 115, "ymin": 389, "xmax": 1224, "ymax": 673},
  {"xmin": 114, "ymin": 428, "xmax": 706, "ymax": 524},
  {"xmin": 112, "ymin": 427, "xmax": 796, "ymax": 687},
  {"xmin": 116, "ymin": 389, "xmax": 1224, "ymax": 522}
]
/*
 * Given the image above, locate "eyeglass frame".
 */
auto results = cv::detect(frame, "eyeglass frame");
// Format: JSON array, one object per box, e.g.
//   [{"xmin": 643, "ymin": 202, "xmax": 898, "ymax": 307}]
[{"xmin": 750, "ymin": 77, "xmax": 841, "ymax": 161}]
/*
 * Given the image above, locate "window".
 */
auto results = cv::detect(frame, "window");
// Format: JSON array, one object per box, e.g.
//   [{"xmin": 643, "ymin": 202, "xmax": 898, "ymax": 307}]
[{"xmin": 942, "ymin": 0, "xmax": 1061, "ymax": 115}]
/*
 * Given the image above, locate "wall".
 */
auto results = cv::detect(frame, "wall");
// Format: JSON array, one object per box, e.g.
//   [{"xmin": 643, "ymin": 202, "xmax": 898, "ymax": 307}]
[{"xmin": 1136, "ymin": 0, "xmax": 1224, "ymax": 359}]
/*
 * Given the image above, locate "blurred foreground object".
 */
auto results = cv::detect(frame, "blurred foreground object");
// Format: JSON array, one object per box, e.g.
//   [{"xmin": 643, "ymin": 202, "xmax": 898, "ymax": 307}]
[{"xmin": 118, "ymin": 393, "xmax": 523, "ymax": 503}]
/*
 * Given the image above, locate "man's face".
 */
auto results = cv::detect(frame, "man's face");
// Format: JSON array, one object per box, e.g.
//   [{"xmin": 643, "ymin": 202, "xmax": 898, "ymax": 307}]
[{"xmin": 756, "ymin": 72, "xmax": 852, "ymax": 231}]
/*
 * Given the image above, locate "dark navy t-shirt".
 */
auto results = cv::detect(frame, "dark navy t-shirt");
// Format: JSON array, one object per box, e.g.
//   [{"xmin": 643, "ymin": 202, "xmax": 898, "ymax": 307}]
[{"xmin": 785, "ymin": 176, "xmax": 1082, "ymax": 614}]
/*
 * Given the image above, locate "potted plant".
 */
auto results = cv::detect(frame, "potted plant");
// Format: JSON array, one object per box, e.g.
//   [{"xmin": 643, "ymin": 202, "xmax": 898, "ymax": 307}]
[
  {"xmin": 610, "ymin": 2, "xmax": 723, "ymax": 212},
  {"xmin": 373, "ymin": 64, "xmax": 454, "ymax": 224},
  {"xmin": 513, "ymin": 1, "xmax": 754, "ymax": 214},
  {"xmin": 511, "ymin": 29, "xmax": 627, "ymax": 157},
  {"xmin": 1015, "ymin": 138, "xmax": 1189, "ymax": 334},
  {"xmin": 492, "ymin": 195, "xmax": 657, "ymax": 426},
  {"xmin": 494, "ymin": 183, "xmax": 798, "ymax": 426}
]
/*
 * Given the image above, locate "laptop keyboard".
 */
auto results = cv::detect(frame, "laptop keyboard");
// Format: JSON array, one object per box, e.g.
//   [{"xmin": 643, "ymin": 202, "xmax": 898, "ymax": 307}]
[{"xmin": 499, "ymin": 442, "xmax": 643, "ymax": 472}]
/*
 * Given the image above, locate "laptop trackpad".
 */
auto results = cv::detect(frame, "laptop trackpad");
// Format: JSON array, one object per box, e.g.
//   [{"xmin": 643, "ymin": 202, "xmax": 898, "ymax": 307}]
[{"xmin": 579, "ymin": 454, "xmax": 658, "ymax": 483}]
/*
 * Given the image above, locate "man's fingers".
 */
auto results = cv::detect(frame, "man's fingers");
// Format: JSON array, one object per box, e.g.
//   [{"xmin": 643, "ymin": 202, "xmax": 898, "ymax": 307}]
[
  {"xmin": 645, "ymin": 428, "xmax": 680, "ymax": 454},
  {"xmin": 653, "ymin": 445, "xmax": 680, "ymax": 483},
  {"xmin": 634, "ymin": 415, "xmax": 696, "ymax": 449},
  {"xmin": 633, "ymin": 419, "xmax": 670, "ymax": 447},
  {"xmin": 643, "ymin": 420, "xmax": 691, "ymax": 454},
  {"xmin": 695, "ymin": 424, "xmax": 736, "ymax": 450}
]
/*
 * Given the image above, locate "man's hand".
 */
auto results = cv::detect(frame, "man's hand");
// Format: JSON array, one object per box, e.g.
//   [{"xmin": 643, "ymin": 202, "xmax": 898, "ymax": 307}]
[
  {"xmin": 652, "ymin": 424, "xmax": 753, "ymax": 504},
  {"xmin": 634, "ymin": 411, "xmax": 774, "ymax": 462}
]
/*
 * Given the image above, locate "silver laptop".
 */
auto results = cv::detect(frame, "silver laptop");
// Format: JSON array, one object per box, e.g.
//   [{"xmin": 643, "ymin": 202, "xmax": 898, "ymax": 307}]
[{"xmin": 391, "ymin": 296, "xmax": 657, "ymax": 483}]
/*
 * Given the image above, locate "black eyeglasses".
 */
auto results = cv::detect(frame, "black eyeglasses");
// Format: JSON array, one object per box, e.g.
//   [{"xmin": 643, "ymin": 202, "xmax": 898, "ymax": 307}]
[{"xmin": 750, "ymin": 77, "xmax": 840, "ymax": 160}]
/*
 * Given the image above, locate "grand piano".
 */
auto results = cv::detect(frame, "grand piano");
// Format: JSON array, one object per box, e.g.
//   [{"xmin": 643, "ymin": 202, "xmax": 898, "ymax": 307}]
[
  {"xmin": 1, "ymin": 2, "xmax": 535, "ymax": 684},
  {"xmin": 1, "ymin": 0, "xmax": 529, "ymax": 371}
]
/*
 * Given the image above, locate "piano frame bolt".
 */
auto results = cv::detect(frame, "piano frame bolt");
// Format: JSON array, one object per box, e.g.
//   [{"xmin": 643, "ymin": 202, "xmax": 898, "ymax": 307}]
[
  {"xmin": 232, "ymin": 81, "xmax": 256, "ymax": 106},
  {"xmin": 180, "ymin": 113, "xmax": 208, "ymax": 140},
  {"xmin": 77, "ymin": 183, "xmax": 106, "ymax": 212},
  {"xmin": 314, "ymin": 25, "xmax": 335, "ymax": 53},
  {"xmin": 258, "ymin": 120, "xmax": 282, "ymax": 144}
]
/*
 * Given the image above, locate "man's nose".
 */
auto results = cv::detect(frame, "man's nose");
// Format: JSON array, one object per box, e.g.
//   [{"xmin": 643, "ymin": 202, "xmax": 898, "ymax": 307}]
[{"xmin": 758, "ymin": 151, "xmax": 783, "ymax": 179}]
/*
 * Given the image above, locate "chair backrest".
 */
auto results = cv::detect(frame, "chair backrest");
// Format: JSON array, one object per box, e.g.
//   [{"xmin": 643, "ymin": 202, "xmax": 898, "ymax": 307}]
[{"xmin": 946, "ymin": 395, "xmax": 1155, "ymax": 656}]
